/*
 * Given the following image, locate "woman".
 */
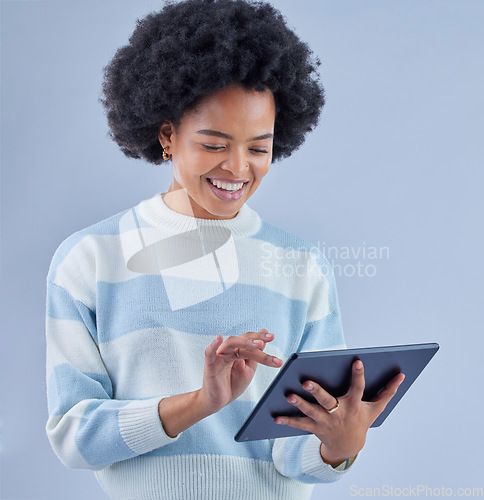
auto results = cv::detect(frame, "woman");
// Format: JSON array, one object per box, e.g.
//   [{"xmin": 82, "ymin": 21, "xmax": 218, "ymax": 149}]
[{"xmin": 45, "ymin": 1, "xmax": 404, "ymax": 498}]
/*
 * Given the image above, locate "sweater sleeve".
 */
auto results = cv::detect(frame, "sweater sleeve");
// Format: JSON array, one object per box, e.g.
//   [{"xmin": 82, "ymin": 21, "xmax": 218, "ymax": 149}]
[
  {"xmin": 271, "ymin": 249, "xmax": 358, "ymax": 482},
  {"xmin": 45, "ymin": 279, "xmax": 179, "ymax": 471}
]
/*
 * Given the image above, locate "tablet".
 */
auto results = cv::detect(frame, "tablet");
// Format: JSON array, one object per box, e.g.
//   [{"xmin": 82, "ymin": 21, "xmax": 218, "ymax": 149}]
[{"xmin": 235, "ymin": 342, "xmax": 439, "ymax": 442}]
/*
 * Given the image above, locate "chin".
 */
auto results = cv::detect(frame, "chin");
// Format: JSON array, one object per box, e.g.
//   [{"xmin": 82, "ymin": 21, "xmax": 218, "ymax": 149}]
[
  {"xmin": 203, "ymin": 202, "xmax": 241, "ymax": 219},
  {"xmin": 208, "ymin": 208, "xmax": 239, "ymax": 219}
]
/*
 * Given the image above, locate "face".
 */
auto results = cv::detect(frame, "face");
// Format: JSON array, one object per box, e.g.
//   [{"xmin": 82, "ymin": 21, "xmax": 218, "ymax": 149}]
[{"xmin": 158, "ymin": 84, "xmax": 276, "ymax": 220}]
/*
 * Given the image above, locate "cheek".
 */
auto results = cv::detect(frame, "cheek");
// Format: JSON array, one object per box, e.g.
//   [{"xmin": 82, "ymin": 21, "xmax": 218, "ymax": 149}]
[
  {"xmin": 172, "ymin": 154, "xmax": 207, "ymax": 183},
  {"xmin": 255, "ymin": 159, "xmax": 271, "ymax": 180},
  {"xmin": 170, "ymin": 159, "xmax": 184, "ymax": 185}
]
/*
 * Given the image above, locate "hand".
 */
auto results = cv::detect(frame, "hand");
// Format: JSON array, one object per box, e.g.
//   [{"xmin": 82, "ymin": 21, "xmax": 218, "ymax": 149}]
[
  {"xmin": 199, "ymin": 329, "xmax": 283, "ymax": 415},
  {"xmin": 274, "ymin": 360, "xmax": 405, "ymax": 465}
]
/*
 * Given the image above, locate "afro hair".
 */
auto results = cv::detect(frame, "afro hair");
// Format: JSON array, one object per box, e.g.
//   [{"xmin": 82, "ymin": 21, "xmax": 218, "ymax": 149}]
[{"xmin": 101, "ymin": 0, "xmax": 325, "ymax": 164}]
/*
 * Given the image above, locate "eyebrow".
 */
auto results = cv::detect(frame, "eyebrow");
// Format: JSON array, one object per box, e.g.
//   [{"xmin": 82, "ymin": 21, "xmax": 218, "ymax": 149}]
[{"xmin": 196, "ymin": 129, "xmax": 273, "ymax": 141}]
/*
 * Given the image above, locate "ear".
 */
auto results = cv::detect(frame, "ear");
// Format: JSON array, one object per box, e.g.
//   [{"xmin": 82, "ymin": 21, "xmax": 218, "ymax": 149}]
[{"xmin": 158, "ymin": 121, "xmax": 176, "ymax": 149}]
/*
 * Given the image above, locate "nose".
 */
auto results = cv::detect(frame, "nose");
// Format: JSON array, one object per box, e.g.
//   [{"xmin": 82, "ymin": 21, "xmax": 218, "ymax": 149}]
[{"xmin": 221, "ymin": 147, "xmax": 249, "ymax": 176}]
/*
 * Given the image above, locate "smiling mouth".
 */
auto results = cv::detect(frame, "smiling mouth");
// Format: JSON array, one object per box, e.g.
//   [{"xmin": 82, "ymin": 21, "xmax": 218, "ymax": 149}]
[
  {"xmin": 206, "ymin": 177, "xmax": 249, "ymax": 201},
  {"xmin": 207, "ymin": 178, "xmax": 249, "ymax": 192}
]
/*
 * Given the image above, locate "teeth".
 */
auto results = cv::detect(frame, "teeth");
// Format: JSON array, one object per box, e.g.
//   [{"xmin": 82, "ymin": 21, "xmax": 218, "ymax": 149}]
[{"xmin": 209, "ymin": 179, "xmax": 245, "ymax": 191}]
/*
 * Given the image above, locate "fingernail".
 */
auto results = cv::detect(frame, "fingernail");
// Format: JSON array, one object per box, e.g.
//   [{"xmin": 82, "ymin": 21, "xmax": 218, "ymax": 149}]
[
  {"xmin": 304, "ymin": 382, "xmax": 314, "ymax": 391},
  {"xmin": 288, "ymin": 395, "xmax": 297, "ymax": 404},
  {"xmin": 275, "ymin": 418, "xmax": 285, "ymax": 425},
  {"xmin": 272, "ymin": 357, "xmax": 281, "ymax": 366},
  {"xmin": 253, "ymin": 339, "xmax": 262, "ymax": 345},
  {"xmin": 265, "ymin": 333, "xmax": 273, "ymax": 339},
  {"xmin": 355, "ymin": 360, "xmax": 363, "ymax": 370}
]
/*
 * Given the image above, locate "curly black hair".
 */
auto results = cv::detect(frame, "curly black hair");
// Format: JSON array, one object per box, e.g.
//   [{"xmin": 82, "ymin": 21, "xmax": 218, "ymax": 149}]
[{"xmin": 101, "ymin": 0, "xmax": 325, "ymax": 164}]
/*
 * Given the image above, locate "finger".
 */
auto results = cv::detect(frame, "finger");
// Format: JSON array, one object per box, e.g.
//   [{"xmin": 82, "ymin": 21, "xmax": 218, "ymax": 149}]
[
  {"xmin": 215, "ymin": 338, "xmax": 261, "ymax": 356},
  {"xmin": 372, "ymin": 373, "xmax": 405, "ymax": 411},
  {"xmin": 216, "ymin": 331, "xmax": 274, "ymax": 355},
  {"xmin": 215, "ymin": 340, "xmax": 282, "ymax": 367},
  {"xmin": 238, "ymin": 348, "xmax": 283, "ymax": 367},
  {"xmin": 258, "ymin": 331, "xmax": 272, "ymax": 351},
  {"xmin": 215, "ymin": 338, "xmax": 265, "ymax": 357},
  {"xmin": 346, "ymin": 359, "xmax": 365, "ymax": 402},
  {"xmin": 286, "ymin": 394, "xmax": 323, "ymax": 421},
  {"xmin": 274, "ymin": 415, "xmax": 315, "ymax": 433},
  {"xmin": 254, "ymin": 329, "xmax": 274, "ymax": 343},
  {"xmin": 248, "ymin": 329, "xmax": 275, "ymax": 343},
  {"xmin": 302, "ymin": 381, "xmax": 339, "ymax": 412}
]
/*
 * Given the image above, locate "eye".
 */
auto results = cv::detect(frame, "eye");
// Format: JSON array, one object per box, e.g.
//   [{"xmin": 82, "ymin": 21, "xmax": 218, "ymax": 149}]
[
  {"xmin": 250, "ymin": 149, "xmax": 269, "ymax": 154},
  {"xmin": 203, "ymin": 144, "xmax": 225, "ymax": 151}
]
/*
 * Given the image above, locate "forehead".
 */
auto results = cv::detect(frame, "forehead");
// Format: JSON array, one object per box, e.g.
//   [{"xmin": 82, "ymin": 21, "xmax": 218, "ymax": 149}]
[{"xmin": 179, "ymin": 85, "xmax": 276, "ymax": 135}]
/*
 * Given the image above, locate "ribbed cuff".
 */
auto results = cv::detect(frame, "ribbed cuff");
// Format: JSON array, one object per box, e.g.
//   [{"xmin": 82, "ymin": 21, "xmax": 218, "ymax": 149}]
[
  {"xmin": 118, "ymin": 398, "xmax": 180, "ymax": 455},
  {"xmin": 300, "ymin": 434, "xmax": 357, "ymax": 481}
]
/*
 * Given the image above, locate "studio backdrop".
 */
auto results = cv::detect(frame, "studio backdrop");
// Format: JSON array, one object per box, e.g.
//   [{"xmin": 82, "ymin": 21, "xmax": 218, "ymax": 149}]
[{"xmin": 1, "ymin": 1, "xmax": 483, "ymax": 498}]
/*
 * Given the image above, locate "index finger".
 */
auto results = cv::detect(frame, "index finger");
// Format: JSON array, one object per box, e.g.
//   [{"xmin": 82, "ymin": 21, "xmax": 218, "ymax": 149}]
[{"xmin": 243, "ymin": 348, "xmax": 283, "ymax": 367}]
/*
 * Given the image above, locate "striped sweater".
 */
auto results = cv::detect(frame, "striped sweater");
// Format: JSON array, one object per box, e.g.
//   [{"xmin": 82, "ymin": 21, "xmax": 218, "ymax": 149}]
[{"xmin": 45, "ymin": 191, "xmax": 354, "ymax": 500}]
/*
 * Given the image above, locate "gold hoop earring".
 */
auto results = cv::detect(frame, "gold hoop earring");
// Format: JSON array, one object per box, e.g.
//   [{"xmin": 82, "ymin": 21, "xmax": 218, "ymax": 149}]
[{"xmin": 162, "ymin": 147, "xmax": 171, "ymax": 161}]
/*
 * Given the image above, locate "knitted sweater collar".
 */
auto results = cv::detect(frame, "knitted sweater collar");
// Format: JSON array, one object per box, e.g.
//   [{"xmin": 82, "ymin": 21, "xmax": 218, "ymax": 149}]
[{"xmin": 138, "ymin": 192, "xmax": 261, "ymax": 241}]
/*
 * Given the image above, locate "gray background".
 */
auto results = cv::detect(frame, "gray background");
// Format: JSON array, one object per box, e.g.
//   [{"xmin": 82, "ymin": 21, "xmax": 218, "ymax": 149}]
[{"xmin": 1, "ymin": 0, "xmax": 483, "ymax": 498}]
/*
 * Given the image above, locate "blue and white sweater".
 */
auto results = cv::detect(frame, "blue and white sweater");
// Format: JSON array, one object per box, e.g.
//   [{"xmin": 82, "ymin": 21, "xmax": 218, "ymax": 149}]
[{"xmin": 45, "ymin": 192, "xmax": 354, "ymax": 500}]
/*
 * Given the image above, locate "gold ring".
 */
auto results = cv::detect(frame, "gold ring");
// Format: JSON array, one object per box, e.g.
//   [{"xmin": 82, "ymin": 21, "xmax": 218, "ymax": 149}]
[
  {"xmin": 234, "ymin": 347, "xmax": 240, "ymax": 358},
  {"xmin": 327, "ymin": 398, "xmax": 340, "ymax": 414}
]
